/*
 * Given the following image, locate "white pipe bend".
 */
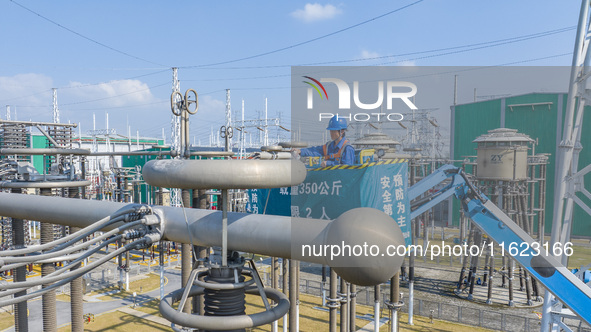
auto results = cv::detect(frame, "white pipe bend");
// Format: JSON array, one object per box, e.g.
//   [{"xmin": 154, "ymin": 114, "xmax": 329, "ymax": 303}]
[{"xmin": 142, "ymin": 159, "xmax": 307, "ymax": 189}]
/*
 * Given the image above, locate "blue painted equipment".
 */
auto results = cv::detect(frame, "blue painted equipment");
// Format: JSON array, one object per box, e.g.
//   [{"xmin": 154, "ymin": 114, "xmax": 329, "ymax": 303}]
[{"xmin": 408, "ymin": 165, "xmax": 591, "ymax": 326}]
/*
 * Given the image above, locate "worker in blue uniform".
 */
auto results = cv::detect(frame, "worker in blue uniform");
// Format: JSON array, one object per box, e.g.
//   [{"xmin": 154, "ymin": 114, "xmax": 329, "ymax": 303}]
[{"xmin": 293, "ymin": 115, "xmax": 355, "ymax": 167}]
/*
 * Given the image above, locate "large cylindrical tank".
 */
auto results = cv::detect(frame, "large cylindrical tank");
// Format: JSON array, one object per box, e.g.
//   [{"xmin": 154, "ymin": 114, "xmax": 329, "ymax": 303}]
[{"xmin": 473, "ymin": 128, "xmax": 533, "ymax": 181}]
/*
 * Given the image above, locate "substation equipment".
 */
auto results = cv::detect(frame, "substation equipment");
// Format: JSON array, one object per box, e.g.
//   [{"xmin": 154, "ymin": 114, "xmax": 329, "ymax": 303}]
[
  {"xmin": 0, "ymin": 90, "xmax": 407, "ymax": 332},
  {"xmin": 456, "ymin": 128, "xmax": 549, "ymax": 306},
  {"xmin": 0, "ymin": 119, "xmax": 92, "ymax": 332}
]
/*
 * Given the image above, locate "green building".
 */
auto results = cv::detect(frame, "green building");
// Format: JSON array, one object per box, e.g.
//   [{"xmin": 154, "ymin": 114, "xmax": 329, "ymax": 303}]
[{"xmin": 451, "ymin": 92, "xmax": 591, "ymax": 237}]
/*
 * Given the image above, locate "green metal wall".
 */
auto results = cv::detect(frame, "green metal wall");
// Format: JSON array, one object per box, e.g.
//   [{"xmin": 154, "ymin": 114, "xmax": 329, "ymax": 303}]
[
  {"xmin": 452, "ymin": 93, "xmax": 591, "ymax": 237},
  {"xmin": 121, "ymin": 147, "xmax": 169, "ymax": 205},
  {"xmin": 451, "ymin": 98, "xmax": 502, "ymax": 235},
  {"xmin": 120, "ymin": 147, "xmax": 220, "ymax": 206},
  {"xmin": 31, "ymin": 135, "xmax": 47, "ymax": 173}
]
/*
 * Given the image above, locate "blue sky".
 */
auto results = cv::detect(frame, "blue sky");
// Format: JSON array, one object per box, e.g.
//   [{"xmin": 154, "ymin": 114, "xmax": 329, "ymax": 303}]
[{"xmin": 0, "ymin": 1, "xmax": 581, "ymax": 146}]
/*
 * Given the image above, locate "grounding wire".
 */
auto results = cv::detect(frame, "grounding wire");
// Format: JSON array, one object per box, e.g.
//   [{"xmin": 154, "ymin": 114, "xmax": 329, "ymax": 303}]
[
  {"xmin": 0, "ymin": 219, "xmax": 144, "ymax": 265},
  {"xmin": 0, "ymin": 234, "xmax": 122, "ymax": 277},
  {"xmin": 45, "ymin": 236, "xmax": 122, "ymax": 279},
  {"xmin": 0, "ymin": 236, "xmax": 143, "ymax": 306},
  {"xmin": 0, "ymin": 251, "xmax": 86, "ymax": 273},
  {"xmin": 0, "ymin": 213, "xmax": 122, "ymax": 256},
  {"xmin": 0, "ymin": 237, "xmax": 144, "ymax": 290},
  {"xmin": 0, "ymin": 269, "xmax": 84, "ymax": 307},
  {"xmin": 46, "ymin": 215, "xmax": 127, "ymax": 253},
  {"xmin": 0, "ymin": 207, "xmax": 137, "ymax": 256},
  {"xmin": 0, "ymin": 236, "xmax": 124, "ymax": 298},
  {"xmin": 47, "ymin": 212, "xmax": 145, "ymax": 254},
  {"xmin": 43, "ymin": 218, "xmax": 147, "ymax": 278},
  {"xmin": 35, "ymin": 252, "xmax": 86, "ymax": 264}
]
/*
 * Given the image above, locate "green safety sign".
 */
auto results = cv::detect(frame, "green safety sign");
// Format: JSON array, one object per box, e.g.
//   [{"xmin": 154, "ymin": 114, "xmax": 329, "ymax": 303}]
[{"xmin": 248, "ymin": 160, "xmax": 412, "ymax": 246}]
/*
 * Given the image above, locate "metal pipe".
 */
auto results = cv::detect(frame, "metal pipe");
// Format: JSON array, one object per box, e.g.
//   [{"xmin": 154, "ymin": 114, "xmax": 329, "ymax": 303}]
[
  {"xmin": 272, "ymin": 256, "xmax": 279, "ymax": 332},
  {"xmin": 329, "ymin": 268, "xmax": 337, "ymax": 332},
  {"xmin": 11, "ymin": 188, "xmax": 28, "ymax": 332},
  {"xmin": 0, "ymin": 193, "xmax": 405, "ymax": 286},
  {"xmin": 257, "ymin": 151, "xmax": 293, "ymax": 160},
  {"xmin": 374, "ymin": 285, "xmax": 380, "ymax": 331},
  {"xmin": 0, "ymin": 180, "xmax": 90, "ymax": 189},
  {"xmin": 181, "ymin": 189, "xmax": 192, "ymax": 314},
  {"xmin": 289, "ymin": 259, "xmax": 297, "ymax": 332},
  {"xmin": 221, "ymin": 189, "xmax": 228, "ymax": 266},
  {"xmin": 408, "ymin": 161, "xmax": 415, "ymax": 326},
  {"xmin": 390, "ymin": 273, "xmax": 400, "ymax": 332},
  {"xmin": 283, "ymin": 259, "xmax": 288, "ymax": 332},
  {"xmin": 0, "ymin": 148, "xmax": 90, "ymax": 155},
  {"xmin": 508, "ymin": 259, "xmax": 515, "ymax": 306},
  {"xmin": 468, "ymin": 231, "xmax": 481, "ymax": 299},
  {"xmin": 518, "ymin": 192, "xmax": 533, "ymax": 305},
  {"xmin": 40, "ymin": 187, "xmax": 57, "ymax": 332},
  {"xmin": 0, "ymin": 119, "xmax": 77, "ymax": 127},
  {"xmin": 159, "ymin": 240, "xmax": 164, "ymax": 300},
  {"xmin": 192, "ymin": 188, "xmax": 207, "ymax": 315},
  {"xmin": 457, "ymin": 227, "xmax": 474, "ymax": 291},
  {"xmin": 349, "ymin": 284, "xmax": 356, "ymax": 332},
  {"xmin": 35, "ymin": 125, "xmax": 64, "ymax": 148},
  {"xmin": 340, "ymin": 278, "xmax": 348, "ymax": 332},
  {"xmin": 142, "ymin": 159, "xmax": 307, "ymax": 190},
  {"xmin": 90, "ymin": 150, "xmax": 174, "ymax": 156},
  {"xmin": 69, "ymin": 226, "xmax": 83, "ymax": 332},
  {"xmin": 486, "ymin": 248, "xmax": 494, "ymax": 305}
]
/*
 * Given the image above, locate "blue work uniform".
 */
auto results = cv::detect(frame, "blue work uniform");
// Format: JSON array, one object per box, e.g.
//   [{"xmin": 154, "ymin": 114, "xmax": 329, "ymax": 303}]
[{"xmin": 300, "ymin": 138, "xmax": 355, "ymax": 166}]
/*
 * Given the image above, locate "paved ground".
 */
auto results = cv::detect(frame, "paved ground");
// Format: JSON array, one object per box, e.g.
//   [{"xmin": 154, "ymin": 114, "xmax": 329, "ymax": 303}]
[
  {"xmin": 118, "ymin": 307, "xmax": 171, "ymax": 326},
  {"xmin": 1, "ymin": 268, "xmax": 181, "ymax": 332}
]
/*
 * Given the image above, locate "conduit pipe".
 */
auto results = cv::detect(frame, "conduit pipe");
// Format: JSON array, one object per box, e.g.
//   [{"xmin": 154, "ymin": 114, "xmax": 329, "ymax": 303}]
[
  {"xmin": 142, "ymin": 159, "xmax": 307, "ymax": 189},
  {"xmin": 0, "ymin": 193, "xmax": 404, "ymax": 286},
  {"xmin": 0, "ymin": 148, "xmax": 90, "ymax": 155},
  {"xmin": 0, "ymin": 180, "xmax": 90, "ymax": 189}
]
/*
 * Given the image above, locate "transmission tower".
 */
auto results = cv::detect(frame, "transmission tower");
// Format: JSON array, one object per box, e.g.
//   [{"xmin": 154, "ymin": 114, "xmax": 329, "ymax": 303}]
[
  {"xmin": 170, "ymin": 68, "xmax": 182, "ymax": 208},
  {"xmin": 52, "ymin": 88, "xmax": 59, "ymax": 124},
  {"xmin": 225, "ymin": 89, "xmax": 232, "ymax": 152},
  {"xmin": 541, "ymin": 0, "xmax": 591, "ymax": 330},
  {"xmin": 239, "ymin": 99, "xmax": 246, "ymax": 158}
]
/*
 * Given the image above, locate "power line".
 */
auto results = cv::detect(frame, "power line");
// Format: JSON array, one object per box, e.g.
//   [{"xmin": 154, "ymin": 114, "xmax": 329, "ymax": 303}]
[
  {"xmin": 186, "ymin": 52, "xmax": 572, "ymax": 93},
  {"xmin": 377, "ymin": 29, "xmax": 574, "ymax": 65},
  {"xmin": 0, "ymin": 70, "xmax": 169, "ymax": 104},
  {"xmin": 59, "ymin": 82, "xmax": 170, "ymax": 106},
  {"xmin": 59, "ymin": 70, "xmax": 170, "ymax": 90},
  {"xmin": 182, "ymin": 26, "xmax": 575, "ymax": 72},
  {"xmin": 9, "ymin": 0, "xmax": 169, "ymax": 68},
  {"xmin": 181, "ymin": 27, "xmax": 575, "ymax": 83},
  {"xmin": 179, "ymin": 0, "xmax": 425, "ymax": 69}
]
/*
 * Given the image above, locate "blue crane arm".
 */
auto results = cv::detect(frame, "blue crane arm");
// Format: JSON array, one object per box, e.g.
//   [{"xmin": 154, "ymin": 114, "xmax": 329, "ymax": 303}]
[
  {"xmin": 408, "ymin": 164, "xmax": 468, "ymax": 219},
  {"xmin": 408, "ymin": 164, "xmax": 591, "ymax": 325}
]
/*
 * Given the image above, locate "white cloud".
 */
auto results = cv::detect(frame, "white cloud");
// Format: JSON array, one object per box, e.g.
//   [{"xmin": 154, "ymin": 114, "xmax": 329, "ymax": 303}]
[
  {"xmin": 197, "ymin": 95, "xmax": 225, "ymax": 117},
  {"xmin": 66, "ymin": 79, "xmax": 156, "ymax": 108},
  {"xmin": 0, "ymin": 73, "xmax": 54, "ymax": 106},
  {"xmin": 291, "ymin": 3, "xmax": 342, "ymax": 22},
  {"xmin": 398, "ymin": 60, "xmax": 416, "ymax": 66},
  {"xmin": 0, "ymin": 74, "xmax": 164, "ymax": 134},
  {"xmin": 360, "ymin": 50, "xmax": 380, "ymax": 60}
]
